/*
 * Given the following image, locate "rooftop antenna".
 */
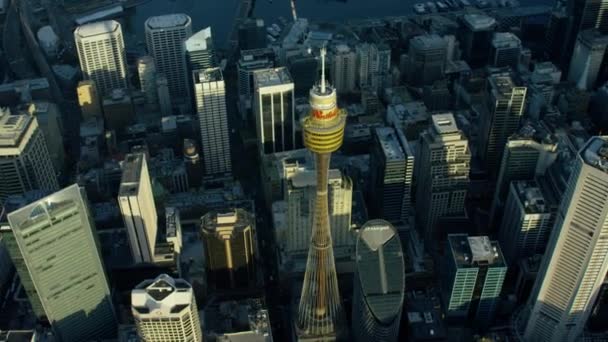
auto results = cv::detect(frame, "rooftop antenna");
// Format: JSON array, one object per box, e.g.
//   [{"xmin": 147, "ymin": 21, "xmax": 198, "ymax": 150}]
[{"xmin": 320, "ymin": 46, "xmax": 327, "ymax": 94}]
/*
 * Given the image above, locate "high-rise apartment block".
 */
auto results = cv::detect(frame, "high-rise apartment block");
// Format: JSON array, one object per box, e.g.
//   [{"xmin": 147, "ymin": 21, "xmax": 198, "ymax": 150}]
[
  {"xmin": 145, "ymin": 14, "xmax": 193, "ymax": 108},
  {"xmin": 194, "ymin": 68, "xmax": 232, "ymax": 176},
  {"xmin": 491, "ymin": 32, "xmax": 522, "ymax": 68},
  {"xmin": 6, "ymin": 185, "xmax": 117, "ymax": 341},
  {"xmin": 523, "ymin": 136, "xmax": 608, "ymax": 341},
  {"xmin": 490, "ymin": 123, "xmax": 558, "ymax": 226},
  {"xmin": 416, "ymin": 113, "xmax": 470, "ymax": 242},
  {"xmin": 352, "ymin": 220, "xmax": 405, "ymax": 342},
  {"xmin": 567, "ymin": 29, "xmax": 608, "ymax": 90},
  {"xmin": 253, "ymin": 67, "xmax": 296, "ymax": 155},
  {"xmin": 74, "ymin": 20, "xmax": 128, "ymax": 96},
  {"xmin": 499, "ymin": 180, "xmax": 557, "ymax": 264},
  {"xmin": 118, "ymin": 153, "xmax": 158, "ymax": 264},
  {"xmin": 479, "ymin": 74, "xmax": 527, "ymax": 175},
  {"xmin": 201, "ymin": 209, "xmax": 256, "ymax": 289},
  {"xmin": 370, "ymin": 127, "xmax": 415, "ymax": 225},
  {"xmin": 444, "ymin": 234, "xmax": 506, "ymax": 326},
  {"xmin": 132, "ymin": 274, "xmax": 203, "ymax": 342},
  {"xmin": 0, "ymin": 110, "xmax": 58, "ymax": 202},
  {"xmin": 77, "ymin": 80, "xmax": 103, "ymax": 119},
  {"xmin": 406, "ymin": 34, "xmax": 447, "ymax": 86},
  {"xmin": 331, "ymin": 44, "xmax": 357, "ymax": 94},
  {"xmin": 137, "ymin": 56, "xmax": 158, "ymax": 106}
]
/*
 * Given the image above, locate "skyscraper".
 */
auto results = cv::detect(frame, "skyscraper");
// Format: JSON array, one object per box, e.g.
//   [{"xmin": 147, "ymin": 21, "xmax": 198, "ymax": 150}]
[
  {"xmin": 237, "ymin": 48, "xmax": 276, "ymax": 119},
  {"xmin": 406, "ymin": 34, "xmax": 448, "ymax": 86},
  {"xmin": 416, "ymin": 113, "xmax": 470, "ymax": 242},
  {"xmin": 460, "ymin": 14, "xmax": 497, "ymax": 68},
  {"xmin": 6, "ymin": 185, "xmax": 117, "ymax": 341},
  {"xmin": 297, "ymin": 47, "xmax": 346, "ymax": 340},
  {"xmin": 238, "ymin": 18, "xmax": 267, "ymax": 51},
  {"xmin": 499, "ymin": 180, "xmax": 557, "ymax": 264},
  {"xmin": 74, "ymin": 20, "xmax": 128, "ymax": 96},
  {"xmin": 194, "ymin": 68, "xmax": 232, "ymax": 176},
  {"xmin": 201, "ymin": 209, "xmax": 256, "ymax": 289},
  {"xmin": 331, "ymin": 44, "xmax": 357, "ymax": 94},
  {"xmin": 491, "ymin": 32, "xmax": 522, "ymax": 68},
  {"xmin": 479, "ymin": 74, "xmax": 527, "ymax": 175},
  {"xmin": 567, "ymin": 29, "xmax": 608, "ymax": 90},
  {"xmin": 489, "ymin": 123, "xmax": 559, "ymax": 227},
  {"xmin": 132, "ymin": 274, "xmax": 203, "ymax": 342},
  {"xmin": 0, "ymin": 110, "xmax": 58, "ymax": 202},
  {"xmin": 145, "ymin": 14, "xmax": 193, "ymax": 108},
  {"xmin": 352, "ymin": 220, "xmax": 405, "ymax": 342},
  {"xmin": 557, "ymin": 0, "xmax": 608, "ymax": 70},
  {"xmin": 77, "ymin": 80, "xmax": 102, "ymax": 119},
  {"xmin": 523, "ymin": 136, "xmax": 608, "ymax": 342},
  {"xmin": 370, "ymin": 127, "xmax": 415, "ymax": 225},
  {"xmin": 371, "ymin": 43, "xmax": 392, "ymax": 93},
  {"xmin": 156, "ymin": 74, "xmax": 172, "ymax": 117},
  {"xmin": 253, "ymin": 67, "xmax": 296, "ymax": 155},
  {"xmin": 137, "ymin": 56, "xmax": 158, "ymax": 106},
  {"xmin": 118, "ymin": 153, "xmax": 158, "ymax": 264},
  {"xmin": 185, "ymin": 27, "xmax": 216, "ymax": 72},
  {"xmin": 444, "ymin": 234, "xmax": 507, "ymax": 326},
  {"xmin": 0, "ymin": 191, "xmax": 49, "ymax": 321}
]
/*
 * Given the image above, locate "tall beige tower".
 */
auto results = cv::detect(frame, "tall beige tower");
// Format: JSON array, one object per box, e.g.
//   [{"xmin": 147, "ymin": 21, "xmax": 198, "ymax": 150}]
[
  {"xmin": 118, "ymin": 153, "xmax": 158, "ymax": 264},
  {"xmin": 74, "ymin": 20, "xmax": 128, "ymax": 96},
  {"xmin": 522, "ymin": 136, "xmax": 608, "ymax": 342},
  {"xmin": 132, "ymin": 274, "xmax": 203, "ymax": 342},
  {"xmin": 296, "ymin": 47, "xmax": 347, "ymax": 340}
]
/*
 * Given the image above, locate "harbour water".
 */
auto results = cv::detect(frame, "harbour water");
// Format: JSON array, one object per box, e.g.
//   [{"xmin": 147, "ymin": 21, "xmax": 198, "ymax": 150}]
[{"xmin": 123, "ymin": 0, "xmax": 556, "ymax": 47}]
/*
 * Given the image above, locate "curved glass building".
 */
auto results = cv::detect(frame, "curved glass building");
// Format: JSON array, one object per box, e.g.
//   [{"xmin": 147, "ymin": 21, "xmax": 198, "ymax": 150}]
[{"xmin": 352, "ymin": 219, "xmax": 405, "ymax": 342}]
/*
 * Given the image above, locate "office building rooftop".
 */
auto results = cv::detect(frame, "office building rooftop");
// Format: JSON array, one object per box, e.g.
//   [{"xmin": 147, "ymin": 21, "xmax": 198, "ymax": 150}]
[
  {"xmin": 132, "ymin": 274, "xmax": 194, "ymax": 315},
  {"xmin": 118, "ymin": 153, "xmax": 145, "ymax": 197},
  {"xmin": 581, "ymin": 136, "xmax": 608, "ymax": 173},
  {"xmin": 0, "ymin": 110, "xmax": 33, "ymax": 148},
  {"xmin": 185, "ymin": 27, "xmax": 213, "ymax": 51},
  {"xmin": 356, "ymin": 220, "xmax": 405, "ymax": 324},
  {"xmin": 145, "ymin": 14, "xmax": 191, "ymax": 29},
  {"xmin": 488, "ymin": 74, "xmax": 516, "ymax": 95},
  {"xmin": 375, "ymin": 127, "xmax": 406, "ymax": 161},
  {"xmin": 410, "ymin": 34, "xmax": 446, "ymax": 50},
  {"xmin": 431, "ymin": 113, "xmax": 459, "ymax": 135},
  {"xmin": 253, "ymin": 67, "xmax": 293, "ymax": 87},
  {"xmin": 492, "ymin": 32, "xmax": 521, "ymax": 49},
  {"xmin": 449, "ymin": 234, "xmax": 506, "ymax": 268},
  {"xmin": 201, "ymin": 209, "xmax": 252, "ymax": 233},
  {"xmin": 197, "ymin": 68, "xmax": 223, "ymax": 82},
  {"xmin": 512, "ymin": 180, "xmax": 550, "ymax": 214},
  {"xmin": 75, "ymin": 20, "xmax": 120, "ymax": 37},
  {"xmin": 463, "ymin": 14, "xmax": 496, "ymax": 31}
]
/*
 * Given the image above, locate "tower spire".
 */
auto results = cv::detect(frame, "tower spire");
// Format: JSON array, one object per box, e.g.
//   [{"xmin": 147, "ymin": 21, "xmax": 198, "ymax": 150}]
[{"xmin": 320, "ymin": 46, "xmax": 327, "ymax": 94}]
